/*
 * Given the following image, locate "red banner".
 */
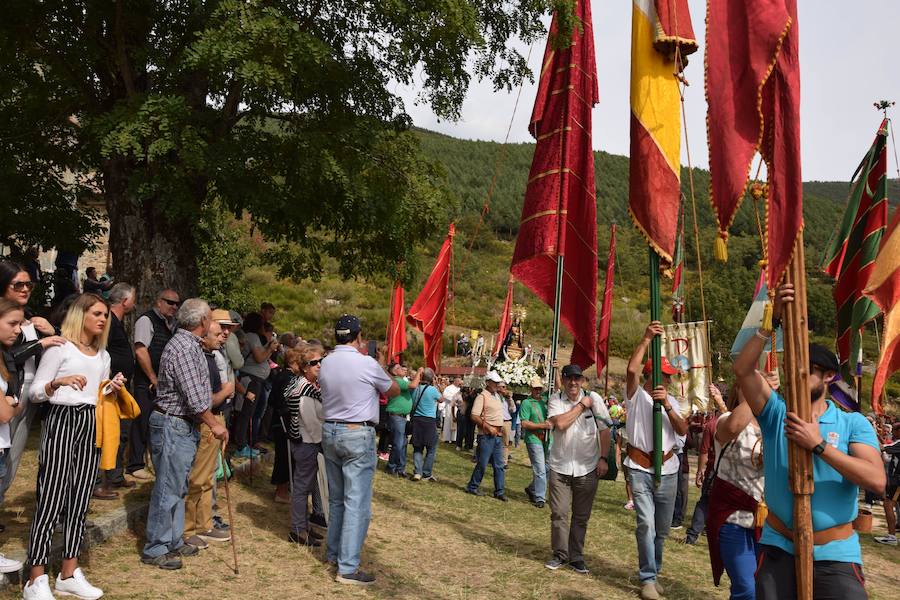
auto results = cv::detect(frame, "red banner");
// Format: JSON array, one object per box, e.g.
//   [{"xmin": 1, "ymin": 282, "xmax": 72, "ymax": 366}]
[
  {"xmin": 493, "ymin": 279, "xmax": 514, "ymax": 356},
  {"xmin": 510, "ymin": 0, "xmax": 598, "ymax": 369},
  {"xmin": 407, "ymin": 224, "xmax": 455, "ymax": 370},
  {"xmin": 706, "ymin": 0, "xmax": 802, "ymax": 290},
  {"xmin": 385, "ymin": 281, "xmax": 407, "ymax": 364},
  {"xmin": 596, "ymin": 225, "xmax": 617, "ymax": 373}
]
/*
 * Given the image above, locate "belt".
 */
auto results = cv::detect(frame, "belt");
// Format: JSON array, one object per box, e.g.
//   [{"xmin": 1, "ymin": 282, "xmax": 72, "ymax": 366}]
[
  {"xmin": 325, "ymin": 420, "xmax": 376, "ymax": 429},
  {"xmin": 765, "ymin": 512, "xmax": 854, "ymax": 546},
  {"xmin": 153, "ymin": 405, "xmax": 194, "ymax": 426},
  {"xmin": 626, "ymin": 444, "xmax": 674, "ymax": 470}
]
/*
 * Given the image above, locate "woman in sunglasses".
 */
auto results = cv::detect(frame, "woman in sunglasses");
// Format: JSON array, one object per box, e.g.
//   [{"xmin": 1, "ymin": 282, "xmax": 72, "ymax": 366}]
[
  {"xmin": 284, "ymin": 343, "xmax": 327, "ymax": 546},
  {"xmin": 0, "ymin": 261, "xmax": 66, "ymax": 514}
]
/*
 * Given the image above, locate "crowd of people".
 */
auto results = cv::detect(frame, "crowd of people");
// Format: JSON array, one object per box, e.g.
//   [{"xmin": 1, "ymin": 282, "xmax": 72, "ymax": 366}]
[{"xmin": 0, "ymin": 258, "xmax": 898, "ymax": 599}]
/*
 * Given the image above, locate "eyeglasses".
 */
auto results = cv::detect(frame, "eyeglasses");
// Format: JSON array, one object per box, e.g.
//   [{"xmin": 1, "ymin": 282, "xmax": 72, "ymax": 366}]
[
  {"xmin": 161, "ymin": 298, "xmax": 180, "ymax": 307},
  {"xmin": 9, "ymin": 281, "xmax": 35, "ymax": 292},
  {"xmin": 308, "ymin": 358, "xmax": 322, "ymax": 367}
]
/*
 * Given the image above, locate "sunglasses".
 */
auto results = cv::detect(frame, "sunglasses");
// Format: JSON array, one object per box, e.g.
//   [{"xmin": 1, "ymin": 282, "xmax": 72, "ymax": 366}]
[
  {"xmin": 161, "ymin": 298, "xmax": 180, "ymax": 307},
  {"xmin": 307, "ymin": 358, "xmax": 322, "ymax": 367},
  {"xmin": 10, "ymin": 281, "xmax": 35, "ymax": 292}
]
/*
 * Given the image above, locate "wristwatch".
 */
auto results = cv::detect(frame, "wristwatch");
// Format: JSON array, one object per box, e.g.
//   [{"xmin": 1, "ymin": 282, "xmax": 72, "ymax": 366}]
[{"xmin": 812, "ymin": 441, "xmax": 827, "ymax": 456}]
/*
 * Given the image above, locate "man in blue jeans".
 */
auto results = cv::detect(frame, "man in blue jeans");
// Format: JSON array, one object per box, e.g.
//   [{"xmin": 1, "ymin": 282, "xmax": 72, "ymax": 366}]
[
  {"xmin": 624, "ymin": 322, "xmax": 688, "ymax": 600},
  {"xmin": 520, "ymin": 375, "xmax": 550, "ymax": 508},
  {"xmin": 465, "ymin": 371, "xmax": 507, "ymax": 500},
  {"xmin": 319, "ymin": 315, "xmax": 399, "ymax": 586},
  {"xmin": 385, "ymin": 362, "xmax": 422, "ymax": 477},
  {"xmin": 141, "ymin": 298, "xmax": 229, "ymax": 571}
]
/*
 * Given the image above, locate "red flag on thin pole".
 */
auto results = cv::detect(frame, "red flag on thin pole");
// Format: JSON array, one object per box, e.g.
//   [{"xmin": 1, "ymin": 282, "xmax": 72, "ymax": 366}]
[
  {"xmin": 407, "ymin": 224, "xmax": 455, "ymax": 370},
  {"xmin": 510, "ymin": 0, "xmax": 599, "ymax": 370},
  {"xmin": 596, "ymin": 224, "xmax": 617, "ymax": 374},
  {"xmin": 385, "ymin": 281, "xmax": 407, "ymax": 364},
  {"xmin": 706, "ymin": 0, "xmax": 802, "ymax": 291},
  {"xmin": 493, "ymin": 278, "xmax": 514, "ymax": 357}
]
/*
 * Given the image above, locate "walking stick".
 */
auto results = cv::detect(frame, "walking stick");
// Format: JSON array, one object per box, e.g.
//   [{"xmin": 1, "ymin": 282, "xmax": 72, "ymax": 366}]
[
  {"xmin": 280, "ymin": 415, "xmax": 293, "ymax": 495},
  {"xmin": 220, "ymin": 443, "xmax": 240, "ymax": 575}
]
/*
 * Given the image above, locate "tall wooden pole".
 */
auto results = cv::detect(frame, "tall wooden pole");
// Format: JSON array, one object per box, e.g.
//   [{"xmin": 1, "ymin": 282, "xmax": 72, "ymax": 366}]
[
  {"xmin": 549, "ymin": 256, "xmax": 564, "ymax": 395},
  {"xmin": 649, "ymin": 249, "xmax": 663, "ymax": 485},
  {"xmin": 781, "ymin": 234, "xmax": 814, "ymax": 600}
]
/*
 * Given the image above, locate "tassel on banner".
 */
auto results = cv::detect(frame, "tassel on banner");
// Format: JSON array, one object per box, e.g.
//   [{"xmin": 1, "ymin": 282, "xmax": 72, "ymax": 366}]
[
  {"xmin": 714, "ymin": 231, "xmax": 729, "ymax": 262},
  {"xmin": 761, "ymin": 301, "xmax": 774, "ymax": 332}
]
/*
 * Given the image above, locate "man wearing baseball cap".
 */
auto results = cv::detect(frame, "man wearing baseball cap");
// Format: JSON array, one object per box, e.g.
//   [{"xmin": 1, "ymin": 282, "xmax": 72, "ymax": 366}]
[
  {"xmin": 318, "ymin": 314, "xmax": 400, "ymax": 586},
  {"xmin": 465, "ymin": 371, "xmax": 508, "ymax": 500},
  {"xmin": 520, "ymin": 375, "xmax": 551, "ymax": 508},
  {"xmin": 624, "ymin": 322, "xmax": 688, "ymax": 600},
  {"xmin": 734, "ymin": 284, "xmax": 883, "ymax": 600}
]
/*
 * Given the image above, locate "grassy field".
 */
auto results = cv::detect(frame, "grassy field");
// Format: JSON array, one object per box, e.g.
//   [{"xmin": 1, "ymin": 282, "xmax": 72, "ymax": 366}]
[{"xmin": 2, "ymin": 441, "xmax": 897, "ymax": 599}]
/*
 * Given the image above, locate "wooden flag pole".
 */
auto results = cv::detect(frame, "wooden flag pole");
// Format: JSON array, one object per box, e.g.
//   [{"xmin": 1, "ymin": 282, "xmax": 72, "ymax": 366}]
[
  {"xmin": 781, "ymin": 234, "xmax": 814, "ymax": 600},
  {"xmin": 549, "ymin": 256, "xmax": 564, "ymax": 396},
  {"xmin": 649, "ymin": 248, "xmax": 663, "ymax": 485}
]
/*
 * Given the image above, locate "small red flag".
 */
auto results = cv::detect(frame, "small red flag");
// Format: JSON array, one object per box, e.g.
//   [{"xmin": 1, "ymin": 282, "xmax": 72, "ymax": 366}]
[
  {"xmin": 510, "ymin": 0, "xmax": 599, "ymax": 369},
  {"xmin": 596, "ymin": 225, "xmax": 617, "ymax": 373},
  {"xmin": 493, "ymin": 279, "xmax": 514, "ymax": 357},
  {"xmin": 706, "ymin": 0, "xmax": 802, "ymax": 290},
  {"xmin": 407, "ymin": 224, "xmax": 455, "ymax": 370},
  {"xmin": 385, "ymin": 281, "xmax": 407, "ymax": 364}
]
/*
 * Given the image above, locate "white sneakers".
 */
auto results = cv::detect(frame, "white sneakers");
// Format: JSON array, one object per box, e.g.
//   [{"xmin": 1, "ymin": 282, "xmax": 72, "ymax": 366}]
[
  {"xmin": 23, "ymin": 569, "xmax": 104, "ymax": 600},
  {"xmin": 0, "ymin": 553, "xmax": 23, "ymax": 573}
]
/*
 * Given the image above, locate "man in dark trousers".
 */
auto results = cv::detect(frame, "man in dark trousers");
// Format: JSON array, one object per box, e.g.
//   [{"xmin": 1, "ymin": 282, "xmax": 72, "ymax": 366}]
[
  {"xmin": 128, "ymin": 288, "xmax": 179, "ymax": 480},
  {"xmin": 734, "ymin": 283, "xmax": 884, "ymax": 599}
]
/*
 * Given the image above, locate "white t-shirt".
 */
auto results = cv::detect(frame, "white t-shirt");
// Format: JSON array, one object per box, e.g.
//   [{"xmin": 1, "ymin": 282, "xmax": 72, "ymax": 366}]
[
  {"xmin": 0, "ymin": 378, "xmax": 10, "ymax": 448},
  {"xmin": 30, "ymin": 341, "xmax": 111, "ymax": 407},
  {"xmin": 624, "ymin": 386, "xmax": 682, "ymax": 475},
  {"xmin": 714, "ymin": 414, "xmax": 764, "ymax": 528},
  {"xmin": 548, "ymin": 390, "xmax": 608, "ymax": 477}
]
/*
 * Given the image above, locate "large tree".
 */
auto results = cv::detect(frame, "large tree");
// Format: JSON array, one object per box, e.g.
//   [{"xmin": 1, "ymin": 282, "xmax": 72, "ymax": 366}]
[{"xmin": 0, "ymin": 0, "xmax": 570, "ymax": 303}]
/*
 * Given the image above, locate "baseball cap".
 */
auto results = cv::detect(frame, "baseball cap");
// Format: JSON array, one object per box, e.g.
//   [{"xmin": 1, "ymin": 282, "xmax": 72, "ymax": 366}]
[
  {"xmin": 808, "ymin": 343, "xmax": 840, "ymax": 373},
  {"xmin": 485, "ymin": 371, "xmax": 504, "ymax": 384},
  {"xmin": 561, "ymin": 364, "xmax": 583, "ymax": 378},
  {"xmin": 643, "ymin": 357, "xmax": 679, "ymax": 376},
  {"xmin": 210, "ymin": 309, "xmax": 238, "ymax": 326},
  {"xmin": 335, "ymin": 314, "xmax": 361, "ymax": 337}
]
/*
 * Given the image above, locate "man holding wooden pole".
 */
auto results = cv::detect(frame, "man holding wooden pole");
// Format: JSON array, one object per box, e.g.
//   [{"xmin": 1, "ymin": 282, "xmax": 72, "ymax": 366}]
[{"xmin": 733, "ymin": 284, "xmax": 885, "ymax": 600}]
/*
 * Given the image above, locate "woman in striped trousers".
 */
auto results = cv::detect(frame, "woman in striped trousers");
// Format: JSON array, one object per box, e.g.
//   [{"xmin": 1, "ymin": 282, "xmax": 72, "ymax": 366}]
[{"xmin": 25, "ymin": 294, "xmax": 125, "ymax": 600}]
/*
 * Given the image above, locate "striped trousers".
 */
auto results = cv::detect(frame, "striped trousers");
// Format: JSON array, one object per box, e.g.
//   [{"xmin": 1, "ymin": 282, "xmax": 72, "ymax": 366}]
[{"xmin": 27, "ymin": 404, "xmax": 99, "ymax": 566}]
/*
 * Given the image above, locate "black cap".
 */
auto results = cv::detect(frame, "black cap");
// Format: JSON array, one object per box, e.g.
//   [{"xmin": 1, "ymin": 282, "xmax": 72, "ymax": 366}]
[
  {"xmin": 335, "ymin": 314, "xmax": 361, "ymax": 337},
  {"xmin": 561, "ymin": 364, "xmax": 584, "ymax": 378},
  {"xmin": 809, "ymin": 343, "xmax": 839, "ymax": 373}
]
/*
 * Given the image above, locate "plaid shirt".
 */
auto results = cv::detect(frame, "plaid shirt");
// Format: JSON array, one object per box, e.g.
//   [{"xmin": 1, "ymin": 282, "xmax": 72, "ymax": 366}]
[{"xmin": 155, "ymin": 328, "xmax": 211, "ymax": 417}]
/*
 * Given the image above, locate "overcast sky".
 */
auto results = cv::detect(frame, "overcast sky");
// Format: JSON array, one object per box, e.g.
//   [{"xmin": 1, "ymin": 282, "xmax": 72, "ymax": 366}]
[{"xmin": 397, "ymin": 0, "xmax": 900, "ymax": 182}]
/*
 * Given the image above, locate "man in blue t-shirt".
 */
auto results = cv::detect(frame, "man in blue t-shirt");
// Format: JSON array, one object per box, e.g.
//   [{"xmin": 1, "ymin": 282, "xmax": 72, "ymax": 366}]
[{"xmin": 733, "ymin": 283, "xmax": 885, "ymax": 600}]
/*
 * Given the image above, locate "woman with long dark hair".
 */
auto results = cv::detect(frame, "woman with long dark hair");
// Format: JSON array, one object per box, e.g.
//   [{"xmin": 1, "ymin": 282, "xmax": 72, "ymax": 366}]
[
  {"xmin": 24, "ymin": 293, "xmax": 125, "ymax": 600},
  {"xmin": 0, "ymin": 299, "xmax": 27, "ymax": 574},
  {"xmin": 233, "ymin": 312, "xmax": 277, "ymax": 458},
  {"xmin": 0, "ymin": 261, "xmax": 66, "ymax": 514}
]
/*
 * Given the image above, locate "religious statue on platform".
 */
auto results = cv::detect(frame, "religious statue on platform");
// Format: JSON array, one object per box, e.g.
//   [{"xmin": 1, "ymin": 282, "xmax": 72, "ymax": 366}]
[{"xmin": 500, "ymin": 305, "xmax": 528, "ymax": 362}]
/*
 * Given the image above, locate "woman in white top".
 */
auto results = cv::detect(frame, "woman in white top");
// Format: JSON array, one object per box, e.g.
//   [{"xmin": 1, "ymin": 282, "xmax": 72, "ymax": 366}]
[
  {"xmin": 707, "ymin": 384, "xmax": 765, "ymax": 600},
  {"xmin": 24, "ymin": 293, "xmax": 125, "ymax": 600},
  {"xmin": 284, "ymin": 344, "xmax": 326, "ymax": 546},
  {"xmin": 0, "ymin": 261, "xmax": 67, "ymax": 510},
  {"xmin": 0, "ymin": 299, "xmax": 27, "ymax": 574}
]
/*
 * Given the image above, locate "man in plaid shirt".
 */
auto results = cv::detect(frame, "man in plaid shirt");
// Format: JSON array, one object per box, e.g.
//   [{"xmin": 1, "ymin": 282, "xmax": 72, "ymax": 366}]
[{"xmin": 141, "ymin": 298, "xmax": 228, "ymax": 570}]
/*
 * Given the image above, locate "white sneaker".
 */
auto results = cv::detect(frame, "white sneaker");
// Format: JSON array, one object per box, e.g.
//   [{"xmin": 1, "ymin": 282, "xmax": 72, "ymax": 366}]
[
  {"xmin": 0, "ymin": 553, "xmax": 22, "ymax": 573},
  {"xmin": 55, "ymin": 568, "xmax": 103, "ymax": 599},
  {"xmin": 23, "ymin": 575, "xmax": 55, "ymax": 600},
  {"xmin": 874, "ymin": 534, "xmax": 898, "ymax": 546}
]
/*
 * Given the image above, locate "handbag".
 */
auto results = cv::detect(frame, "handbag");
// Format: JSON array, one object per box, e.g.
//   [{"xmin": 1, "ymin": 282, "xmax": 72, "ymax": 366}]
[{"xmin": 405, "ymin": 385, "xmax": 429, "ymax": 436}]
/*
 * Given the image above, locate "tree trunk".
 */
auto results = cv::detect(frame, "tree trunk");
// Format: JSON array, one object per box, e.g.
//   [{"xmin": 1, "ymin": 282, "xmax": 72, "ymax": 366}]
[{"xmin": 104, "ymin": 158, "xmax": 200, "ymax": 310}]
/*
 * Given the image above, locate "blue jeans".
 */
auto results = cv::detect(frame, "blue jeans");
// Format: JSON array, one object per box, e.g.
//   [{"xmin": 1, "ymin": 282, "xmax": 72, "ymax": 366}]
[
  {"xmin": 413, "ymin": 444, "xmax": 436, "ymax": 477},
  {"xmin": 143, "ymin": 411, "xmax": 200, "ymax": 557},
  {"xmin": 629, "ymin": 469, "xmax": 678, "ymax": 583},
  {"xmin": 466, "ymin": 434, "xmax": 505, "ymax": 496},
  {"xmin": 250, "ymin": 382, "xmax": 270, "ymax": 443},
  {"xmin": 322, "ymin": 422, "xmax": 376, "ymax": 575},
  {"xmin": 387, "ymin": 414, "xmax": 408, "ymax": 474},
  {"xmin": 719, "ymin": 523, "xmax": 758, "ymax": 600},
  {"xmin": 525, "ymin": 442, "xmax": 549, "ymax": 502}
]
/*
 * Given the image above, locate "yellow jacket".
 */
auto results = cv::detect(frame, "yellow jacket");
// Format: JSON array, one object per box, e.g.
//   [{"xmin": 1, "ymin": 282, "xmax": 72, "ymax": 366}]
[{"xmin": 95, "ymin": 381, "xmax": 141, "ymax": 470}]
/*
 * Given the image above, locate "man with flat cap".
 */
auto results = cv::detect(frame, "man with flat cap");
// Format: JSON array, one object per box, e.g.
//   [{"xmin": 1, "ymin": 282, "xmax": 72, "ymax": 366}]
[
  {"xmin": 624, "ymin": 322, "xmax": 688, "ymax": 600},
  {"xmin": 544, "ymin": 364, "xmax": 611, "ymax": 575},
  {"xmin": 734, "ymin": 284, "xmax": 883, "ymax": 600},
  {"xmin": 319, "ymin": 314, "xmax": 400, "ymax": 586}
]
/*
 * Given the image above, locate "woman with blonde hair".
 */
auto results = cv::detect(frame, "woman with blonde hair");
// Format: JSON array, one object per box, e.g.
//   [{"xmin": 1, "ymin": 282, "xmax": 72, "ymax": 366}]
[
  {"xmin": 0, "ymin": 299, "xmax": 27, "ymax": 574},
  {"xmin": 24, "ymin": 293, "xmax": 125, "ymax": 600}
]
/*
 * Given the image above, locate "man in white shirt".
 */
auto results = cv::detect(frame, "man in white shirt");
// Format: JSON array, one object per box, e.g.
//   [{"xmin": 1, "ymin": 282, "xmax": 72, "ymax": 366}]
[
  {"xmin": 441, "ymin": 377, "xmax": 462, "ymax": 443},
  {"xmin": 625, "ymin": 322, "xmax": 689, "ymax": 600},
  {"xmin": 544, "ymin": 364, "xmax": 611, "ymax": 575}
]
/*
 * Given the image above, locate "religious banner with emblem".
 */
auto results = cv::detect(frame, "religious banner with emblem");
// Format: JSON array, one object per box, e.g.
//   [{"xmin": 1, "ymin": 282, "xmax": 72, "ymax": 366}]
[{"xmin": 660, "ymin": 321, "xmax": 711, "ymax": 412}]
